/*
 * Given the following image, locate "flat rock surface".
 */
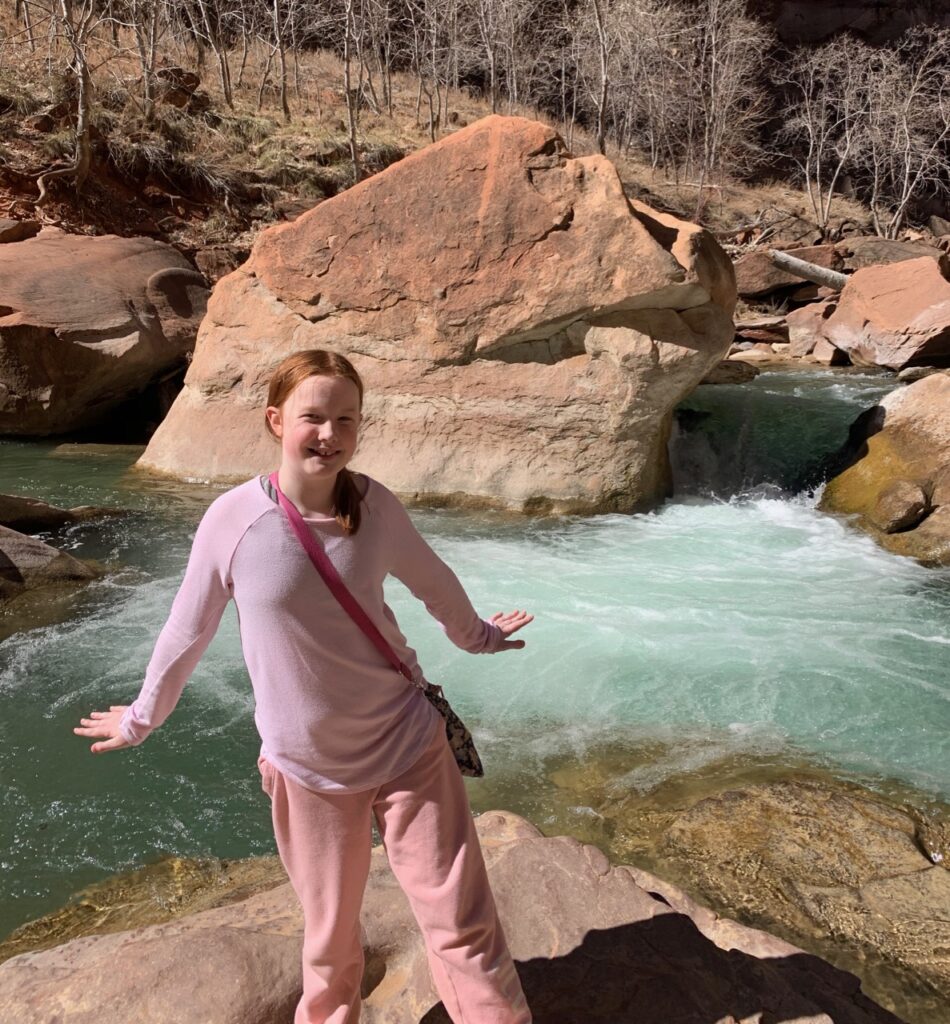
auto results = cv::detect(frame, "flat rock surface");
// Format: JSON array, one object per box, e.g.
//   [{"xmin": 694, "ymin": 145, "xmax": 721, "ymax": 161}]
[
  {"xmin": 659, "ymin": 780, "xmax": 950, "ymax": 1018},
  {"xmin": 139, "ymin": 115, "xmax": 736, "ymax": 513},
  {"xmin": 0, "ymin": 811, "xmax": 904, "ymax": 1024}
]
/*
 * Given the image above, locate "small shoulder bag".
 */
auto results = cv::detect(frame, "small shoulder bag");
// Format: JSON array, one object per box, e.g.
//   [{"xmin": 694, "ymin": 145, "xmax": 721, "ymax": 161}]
[{"xmin": 267, "ymin": 472, "xmax": 484, "ymax": 778}]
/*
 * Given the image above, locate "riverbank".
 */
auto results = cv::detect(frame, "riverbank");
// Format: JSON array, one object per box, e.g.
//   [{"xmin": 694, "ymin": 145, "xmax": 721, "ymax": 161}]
[{"xmin": 2, "ymin": 366, "xmax": 948, "ymax": 1020}]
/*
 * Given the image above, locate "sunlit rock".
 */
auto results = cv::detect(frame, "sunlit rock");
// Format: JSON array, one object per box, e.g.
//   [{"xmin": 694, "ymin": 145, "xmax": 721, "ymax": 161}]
[{"xmin": 138, "ymin": 115, "xmax": 736, "ymax": 514}]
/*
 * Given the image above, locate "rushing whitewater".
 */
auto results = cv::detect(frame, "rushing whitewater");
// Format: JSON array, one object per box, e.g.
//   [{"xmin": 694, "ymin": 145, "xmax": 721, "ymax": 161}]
[{"xmin": 1, "ymin": 368, "xmax": 948, "ymax": 941}]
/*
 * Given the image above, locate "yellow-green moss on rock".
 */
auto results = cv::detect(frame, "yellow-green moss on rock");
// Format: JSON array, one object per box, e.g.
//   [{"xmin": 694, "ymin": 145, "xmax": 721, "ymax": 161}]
[{"xmin": 819, "ymin": 371, "xmax": 950, "ymax": 566}]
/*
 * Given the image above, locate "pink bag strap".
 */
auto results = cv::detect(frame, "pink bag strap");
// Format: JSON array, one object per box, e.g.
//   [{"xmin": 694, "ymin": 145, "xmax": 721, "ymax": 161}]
[{"xmin": 268, "ymin": 472, "xmax": 416, "ymax": 684}]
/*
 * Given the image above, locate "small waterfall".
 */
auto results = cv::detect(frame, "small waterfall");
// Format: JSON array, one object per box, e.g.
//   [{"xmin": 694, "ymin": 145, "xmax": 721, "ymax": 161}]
[{"xmin": 669, "ymin": 368, "xmax": 899, "ymax": 499}]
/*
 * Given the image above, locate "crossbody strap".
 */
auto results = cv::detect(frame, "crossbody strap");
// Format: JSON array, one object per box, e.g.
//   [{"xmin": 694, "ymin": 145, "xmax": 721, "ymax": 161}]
[{"xmin": 268, "ymin": 472, "xmax": 416, "ymax": 685}]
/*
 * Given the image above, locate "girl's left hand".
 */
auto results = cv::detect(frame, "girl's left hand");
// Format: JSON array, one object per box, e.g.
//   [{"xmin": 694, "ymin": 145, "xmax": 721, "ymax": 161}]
[{"xmin": 489, "ymin": 610, "xmax": 534, "ymax": 649}]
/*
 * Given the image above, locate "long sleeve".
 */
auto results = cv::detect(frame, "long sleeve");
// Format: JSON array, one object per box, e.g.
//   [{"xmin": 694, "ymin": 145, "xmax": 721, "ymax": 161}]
[
  {"xmin": 118, "ymin": 500, "xmax": 236, "ymax": 746},
  {"xmin": 380, "ymin": 486, "xmax": 505, "ymax": 655}
]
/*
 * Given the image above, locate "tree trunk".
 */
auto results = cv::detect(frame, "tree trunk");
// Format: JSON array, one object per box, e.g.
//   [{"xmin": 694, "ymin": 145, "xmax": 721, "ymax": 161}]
[{"xmin": 767, "ymin": 249, "xmax": 848, "ymax": 290}]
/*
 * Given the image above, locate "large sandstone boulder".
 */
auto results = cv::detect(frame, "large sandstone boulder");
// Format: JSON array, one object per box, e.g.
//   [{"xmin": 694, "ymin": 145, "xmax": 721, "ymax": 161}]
[
  {"xmin": 821, "ymin": 256, "xmax": 950, "ymax": 370},
  {"xmin": 138, "ymin": 115, "xmax": 736, "ymax": 514},
  {"xmin": 0, "ymin": 229, "xmax": 208, "ymax": 435},
  {"xmin": 0, "ymin": 811, "xmax": 901, "ymax": 1024},
  {"xmin": 820, "ymin": 371, "xmax": 950, "ymax": 565}
]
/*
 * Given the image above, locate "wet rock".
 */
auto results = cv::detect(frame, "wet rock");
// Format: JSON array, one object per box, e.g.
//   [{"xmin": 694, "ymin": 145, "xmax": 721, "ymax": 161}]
[
  {"xmin": 898, "ymin": 366, "xmax": 942, "ymax": 383},
  {"xmin": 0, "ymin": 811, "xmax": 901, "ymax": 1024},
  {"xmin": 139, "ymin": 115, "xmax": 736, "ymax": 514},
  {"xmin": 0, "ymin": 494, "xmax": 123, "ymax": 533},
  {"xmin": 0, "ymin": 855, "xmax": 288, "ymax": 964},
  {"xmin": 0, "ymin": 525, "xmax": 97, "ymax": 601},
  {"xmin": 701, "ymin": 359, "xmax": 761, "ymax": 384},
  {"xmin": 868, "ymin": 480, "xmax": 929, "ymax": 533},
  {"xmin": 821, "ymin": 371, "xmax": 950, "ymax": 564},
  {"xmin": 659, "ymin": 780, "xmax": 950, "ymax": 1010},
  {"xmin": 821, "ymin": 256, "xmax": 950, "ymax": 370},
  {"xmin": 0, "ymin": 229, "xmax": 208, "ymax": 435}
]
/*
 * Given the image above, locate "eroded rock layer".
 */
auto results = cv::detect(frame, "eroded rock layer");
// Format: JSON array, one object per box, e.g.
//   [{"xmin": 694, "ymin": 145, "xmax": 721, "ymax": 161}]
[{"xmin": 0, "ymin": 229, "xmax": 208, "ymax": 435}]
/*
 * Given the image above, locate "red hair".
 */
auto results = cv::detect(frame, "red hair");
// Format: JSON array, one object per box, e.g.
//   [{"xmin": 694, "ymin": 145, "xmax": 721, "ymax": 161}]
[{"xmin": 265, "ymin": 349, "xmax": 365, "ymax": 534}]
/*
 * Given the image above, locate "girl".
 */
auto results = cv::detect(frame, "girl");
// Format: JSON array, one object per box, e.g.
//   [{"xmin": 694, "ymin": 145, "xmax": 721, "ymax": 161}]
[{"xmin": 74, "ymin": 349, "xmax": 534, "ymax": 1024}]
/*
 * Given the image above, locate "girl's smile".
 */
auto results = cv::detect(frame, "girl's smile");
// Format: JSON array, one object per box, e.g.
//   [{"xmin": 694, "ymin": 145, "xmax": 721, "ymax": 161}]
[{"xmin": 265, "ymin": 374, "xmax": 362, "ymax": 513}]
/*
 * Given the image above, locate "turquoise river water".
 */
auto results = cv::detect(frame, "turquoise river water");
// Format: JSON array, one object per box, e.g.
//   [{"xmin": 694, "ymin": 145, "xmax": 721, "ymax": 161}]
[{"xmin": 2, "ymin": 368, "xmax": 949, "ymax": 968}]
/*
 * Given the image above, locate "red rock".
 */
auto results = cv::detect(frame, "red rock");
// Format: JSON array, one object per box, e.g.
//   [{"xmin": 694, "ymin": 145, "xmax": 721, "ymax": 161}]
[
  {"xmin": 869, "ymin": 480, "xmax": 929, "ymax": 533},
  {"xmin": 822, "ymin": 256, "xmax": 950, "ymax": 370},
  {"xmin": 787, "ymin": 299, "xmax": 837, "ymax": 357},
  {"xmin": 811, "ymin": 337, "xmax": 849, "ymax": 365},
  {"xmin": 0, "ymin": 525, "xmax": 97, "ymax": 601},
  {"xmin": 735, "ymin": 315, "xmax": 789, "ymax": 345},
  {"xmin": 0, "ymin": 811, "xmax": 902, "ymax": 1024},
  {"xmin": 139, "ymin": 115, "xmax": 736, "ymax": 514},
  {"xmin": 733, "ymin": 244, "xmax": 842, "ymax": 298},
  {"xmin": 0, "ymin": 229, "xmax": 209, "ymax": 434}
]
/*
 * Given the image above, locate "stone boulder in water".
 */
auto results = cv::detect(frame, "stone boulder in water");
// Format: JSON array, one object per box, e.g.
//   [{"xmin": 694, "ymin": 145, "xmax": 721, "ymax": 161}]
[
  {"xmin": 138, "ymin": 115, "xmax": 736, "ymax": 514},
  {"xmin": 0, "ymin": 811, "xmax": 901, "ymax": 1024},
  {"xmin": 0, "ymin": 229, "xmax": 208, "ymax": 435},
  {"xmin": 821, "ymin": 256, "xmax": 950, "ymax": 370},
  {"xmin": 0, "ymin": 525, "xmax": 97, "ymax": 601},
  {"xmin": 820, "ymin": 371, "xmax": 950, "ymax": 565}
]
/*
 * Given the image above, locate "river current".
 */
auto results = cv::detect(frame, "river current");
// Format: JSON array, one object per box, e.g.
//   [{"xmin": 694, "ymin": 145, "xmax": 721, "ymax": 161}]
[{"xmin": 2, "ymin": 368, "xmax": 949, "ymax": 952}]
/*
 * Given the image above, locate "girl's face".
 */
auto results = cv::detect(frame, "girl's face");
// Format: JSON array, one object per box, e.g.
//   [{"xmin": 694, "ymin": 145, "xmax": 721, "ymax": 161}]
[{"xmin": 266, "ymin": 374, "xmax": 362, "ymax": 482}]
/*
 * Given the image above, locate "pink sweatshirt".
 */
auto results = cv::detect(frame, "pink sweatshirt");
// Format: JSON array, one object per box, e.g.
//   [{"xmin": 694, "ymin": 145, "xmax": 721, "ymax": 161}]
[{"xmin": 119, "ymin": 474, "xmax": 506, "ymax": 793}]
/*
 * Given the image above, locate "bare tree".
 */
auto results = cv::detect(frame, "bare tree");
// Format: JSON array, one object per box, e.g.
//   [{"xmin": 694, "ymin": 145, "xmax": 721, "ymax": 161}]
[
  {"xmin": 779, "ymin": 37, "xmax": 870, "ymax": 238},
  {"xmin": 25, "ymin": 0, "xmax": 102, "ymax": 201},
  {"xmin": 860, "ymin": 28, "xmax": 950, "ymax": 238}
]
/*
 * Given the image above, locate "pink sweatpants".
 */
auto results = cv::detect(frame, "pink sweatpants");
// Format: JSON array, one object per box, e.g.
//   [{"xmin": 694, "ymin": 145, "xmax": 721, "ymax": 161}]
[{"xmin": 258, "ymin": 726, "xmax": 531, "ymax": 1024}]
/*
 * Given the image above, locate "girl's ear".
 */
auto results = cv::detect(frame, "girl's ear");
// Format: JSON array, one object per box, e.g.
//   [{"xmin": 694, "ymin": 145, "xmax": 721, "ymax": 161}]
[{"xmin": 265, "ymin": 405, "xmax": 284, "ymax": 438}]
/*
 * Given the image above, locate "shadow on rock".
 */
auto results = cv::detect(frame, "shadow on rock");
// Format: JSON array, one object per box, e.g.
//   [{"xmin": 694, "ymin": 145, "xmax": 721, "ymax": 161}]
[{"xmin": 422, "ymin": 915, "xmax": 903, "ymax": 1024}]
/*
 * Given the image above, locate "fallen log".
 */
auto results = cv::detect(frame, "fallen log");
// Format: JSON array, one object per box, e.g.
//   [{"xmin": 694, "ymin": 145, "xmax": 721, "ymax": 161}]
[{"xmin": 767, "ymin": 248, "xmax": 848, "ymax": 291}]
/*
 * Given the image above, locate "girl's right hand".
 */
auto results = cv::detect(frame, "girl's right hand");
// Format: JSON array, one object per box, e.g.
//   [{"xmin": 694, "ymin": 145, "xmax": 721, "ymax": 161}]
[{"xmin": 73, "ymin": 705, "xmax": 133, "ymax": 754}]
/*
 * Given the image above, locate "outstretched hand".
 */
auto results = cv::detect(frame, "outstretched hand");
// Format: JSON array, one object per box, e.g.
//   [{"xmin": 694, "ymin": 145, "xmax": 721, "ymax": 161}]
[
  {"xmin": 73, "ymin": 705, "xmax": 132, "ymax": 754},
  {"xmin": 489, "ymin": 609, "xmax": 534, "ymax": 650}
]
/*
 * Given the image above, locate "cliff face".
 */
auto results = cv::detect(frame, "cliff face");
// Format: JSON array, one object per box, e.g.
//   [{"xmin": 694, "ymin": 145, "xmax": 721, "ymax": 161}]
[{"xmin": 749, "ymin": 0, "xmax": 950, "ymax": 44}]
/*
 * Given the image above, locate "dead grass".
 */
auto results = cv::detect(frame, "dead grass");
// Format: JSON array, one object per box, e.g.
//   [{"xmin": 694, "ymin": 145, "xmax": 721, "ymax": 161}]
[{"xmin": 0, "ymin": 11, "xmax": 876, "ymax": 250}]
